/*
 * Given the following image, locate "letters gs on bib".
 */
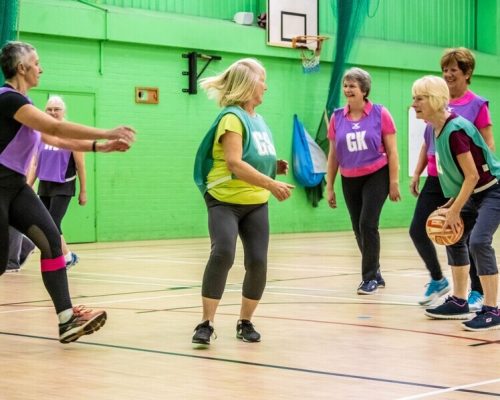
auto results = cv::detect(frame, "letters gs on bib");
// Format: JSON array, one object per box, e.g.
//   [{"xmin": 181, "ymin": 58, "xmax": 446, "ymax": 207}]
[{"xmin": 253, "ymin": 131, "xmax": 276, "ymax": 156}]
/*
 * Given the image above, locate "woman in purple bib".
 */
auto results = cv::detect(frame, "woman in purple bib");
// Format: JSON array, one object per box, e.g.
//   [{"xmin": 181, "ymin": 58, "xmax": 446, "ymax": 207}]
[
  {"xmin": 326, "ymin": 67, "xmax": 401, "ymax": 295},
  {"xmin": 0, "ymin": 41, "xmax": 135, "ymax": 343},
  {"xmin": 409, "ymin": 48, "xmax": 495, "ymax": 309},
  {"xmin": 29, "ymin": 96, "xmax": 85, "ymax": 268}
]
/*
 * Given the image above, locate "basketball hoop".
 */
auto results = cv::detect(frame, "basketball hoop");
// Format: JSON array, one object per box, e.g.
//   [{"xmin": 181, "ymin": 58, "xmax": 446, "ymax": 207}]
[{"xmin": 291, "ymin": 35, "xmax": 329, "ymax": 74}]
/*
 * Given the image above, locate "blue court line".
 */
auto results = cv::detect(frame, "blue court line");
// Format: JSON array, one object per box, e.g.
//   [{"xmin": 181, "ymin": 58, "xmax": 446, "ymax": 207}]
[{"xmin": 0, "ymin": 331, "xmax": 499, "ymax": 397}]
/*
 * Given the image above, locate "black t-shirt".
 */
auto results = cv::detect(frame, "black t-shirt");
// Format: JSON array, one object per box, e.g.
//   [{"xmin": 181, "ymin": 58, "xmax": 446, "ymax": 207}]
[{"xmin": 0, "ymin": 84, "xmax": 31, "ymax": 184}]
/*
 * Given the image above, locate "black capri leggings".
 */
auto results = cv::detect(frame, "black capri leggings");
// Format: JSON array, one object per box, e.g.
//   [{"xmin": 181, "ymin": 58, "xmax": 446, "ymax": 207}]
[
  {"xmin": 0, "ymin": 183, "xmax": 62, "ymax": 274},
  {"xmin": 202, "ymin": 193, "xmax": 269, "ymax": 301},
  {"xmin": 40, "ymin": 195, "xmax": 72, "ymax": 234}
]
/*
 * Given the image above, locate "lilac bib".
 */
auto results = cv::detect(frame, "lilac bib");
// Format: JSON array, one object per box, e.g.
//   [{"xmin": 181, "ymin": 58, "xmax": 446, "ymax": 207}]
[
  {"xmin": 333, "ymin": 104, "xmax": 385, "ymax": 170},
  {"xmin": 36, "ymin": 143, "xmax": 73, "ymax": 183},
  {"xmin": 0, "ymin": 87, "xmax": 41, "ymax": 175},
  {"xmin": 447, "ymin": 94, "xmax": 487, "ymax": 122}
]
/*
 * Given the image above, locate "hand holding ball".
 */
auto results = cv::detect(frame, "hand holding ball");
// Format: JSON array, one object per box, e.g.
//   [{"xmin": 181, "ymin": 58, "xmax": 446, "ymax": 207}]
[{"xmin": 426, "ymin": 209, "xmax": 464, "ymax": 246}]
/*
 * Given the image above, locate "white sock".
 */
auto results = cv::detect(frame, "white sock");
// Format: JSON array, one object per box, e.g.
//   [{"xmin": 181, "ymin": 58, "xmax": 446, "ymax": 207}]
[
  {"xmin": 58, "ymin": 308, "xmax": 74, "ymax": 324},
  {"xmin": 64, "ymin": 252, "xmax": 72, "ymax": 262}
]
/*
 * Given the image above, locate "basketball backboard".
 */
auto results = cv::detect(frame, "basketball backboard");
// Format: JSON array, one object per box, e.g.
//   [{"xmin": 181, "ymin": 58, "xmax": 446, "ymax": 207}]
[{"xmin": 267, "ymin": 0, "xmax": 319, "ymax": 49}]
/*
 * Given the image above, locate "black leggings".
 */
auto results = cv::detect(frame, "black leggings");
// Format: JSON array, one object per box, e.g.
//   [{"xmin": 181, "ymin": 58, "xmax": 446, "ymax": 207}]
[
  {"xmin": 341, "ymin": 166, "xmax": 389, "ymax": 282},
  {"xmin": 40, "ymin": 195, "xmax": 72, "ymax": 234},
  {"xmin": 202, "ymin": 194, "xmax": 269, "ymax": 301},
  {"xmin": 1, "ymin": 182, "xmax": 72, "ymax": 314},
  {"xmin": 409, "ymin": 176, "xmax": 447, "ymax": 281},
  {"xmin": 1, "ymin": 183, "xmax": 63, "ymax": 273},
  {"xmin": 410, "ymin": 176, "xmax": 483, "ymax": 293}
]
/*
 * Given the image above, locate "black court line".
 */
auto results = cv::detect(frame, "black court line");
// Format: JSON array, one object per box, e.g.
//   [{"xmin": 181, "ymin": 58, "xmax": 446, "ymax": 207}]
[
  {"xmin": 0, "ymin": 331, "xmax": 499, "ymax": 397},
  {"xmin": 470, "ymin": 340, "xmax": 500, "ymax": 347},
  {"xmin": 0, "ymin": 287, "xmax": 197, "ymax": 307},
  {"xmin": 139, "ymin": 305, "xmax": 500, "ymax": 347},
  {"xmin": 0, "ymin": 272, "xmax": 357, "ymax": 307},
  {"xmin": 3, "ymin": 292, "xmax": 497, "ymax": 348}
]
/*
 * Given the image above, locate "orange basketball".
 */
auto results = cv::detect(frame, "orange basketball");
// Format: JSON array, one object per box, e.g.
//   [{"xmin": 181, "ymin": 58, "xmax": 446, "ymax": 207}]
[{"xmin": 425, "ymin": 210, "xmax": 464, "ymax": 246}]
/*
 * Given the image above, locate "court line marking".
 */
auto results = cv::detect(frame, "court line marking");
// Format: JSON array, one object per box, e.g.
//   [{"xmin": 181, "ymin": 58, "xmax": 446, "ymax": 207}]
[
  {"xmin": 0, "ymin": 330, "xmax": 498, "ymax": 397},
  {"xmin": 2, "ymin": 296, "xmax": 496, "ymax": 347},
  {"xmin": 395, "ymin": 378, "xmax": 500, "ymax": 399}
]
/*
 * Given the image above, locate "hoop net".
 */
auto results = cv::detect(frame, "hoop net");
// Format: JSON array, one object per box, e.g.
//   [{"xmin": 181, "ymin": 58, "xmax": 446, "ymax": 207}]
[{"xmin": 291, "ymin": 35, "xmax": 329, "ymax": 74}]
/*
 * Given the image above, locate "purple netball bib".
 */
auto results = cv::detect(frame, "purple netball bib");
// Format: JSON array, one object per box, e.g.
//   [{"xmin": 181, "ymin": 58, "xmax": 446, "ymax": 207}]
[
  {"xmin": 0, "ymin": 87, "xmax": 41, "ymax": 175},
  {"xmin": 36, "ymin": 143, "xmax": 72, "ymax": 183},
  {"xmin": 333, "ymin": 104, "xmax": 385, "ymax": 170},
  {"xmin": 448, "ymin": 94, "xmax": 487, "ymax": 122}
]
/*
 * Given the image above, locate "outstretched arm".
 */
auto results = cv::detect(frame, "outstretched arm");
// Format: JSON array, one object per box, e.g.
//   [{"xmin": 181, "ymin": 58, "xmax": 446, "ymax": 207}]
[
  {"xmin": 14, "ymin": 103, "xmax": 135, "ymax": 143},
  {"xmin": 41, "ymin": 133, "xmax": 130, "ymax": 153}
]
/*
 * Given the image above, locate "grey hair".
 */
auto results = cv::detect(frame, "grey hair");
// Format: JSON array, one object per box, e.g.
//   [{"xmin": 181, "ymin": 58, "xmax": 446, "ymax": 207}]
[
  {"xmin": 343, "ymin": 67, "xmax": 372, "ymax": 99},
  {"xmin": 0, "ymin": 41, "xmax": 36, "ymax": 80},
  {"xmin": 46, "ymin": 95, "xmax": 67, "ymax": 110}
]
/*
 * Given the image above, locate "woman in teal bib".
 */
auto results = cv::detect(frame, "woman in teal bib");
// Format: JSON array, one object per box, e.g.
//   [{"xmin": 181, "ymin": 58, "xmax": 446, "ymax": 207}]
[
  {"xmin": 192, "ymin": 59, "xmax": 294, "ymax": 348},
  {"xmin": 412, "ymin": 76, "xmax": 500, "ymax": 331}
]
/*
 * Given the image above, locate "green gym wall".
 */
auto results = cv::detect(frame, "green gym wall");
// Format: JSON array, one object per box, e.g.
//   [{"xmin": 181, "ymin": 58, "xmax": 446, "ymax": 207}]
[{"xmin": 14, "ymin": 0, "xmax": 500, "ymax": 242}]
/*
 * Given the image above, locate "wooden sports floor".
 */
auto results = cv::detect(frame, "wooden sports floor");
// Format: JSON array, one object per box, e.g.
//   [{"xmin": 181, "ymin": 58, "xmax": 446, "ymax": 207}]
[{"xmin": 1, "ymin": 229, "xmax": 499, "ymax": 400}]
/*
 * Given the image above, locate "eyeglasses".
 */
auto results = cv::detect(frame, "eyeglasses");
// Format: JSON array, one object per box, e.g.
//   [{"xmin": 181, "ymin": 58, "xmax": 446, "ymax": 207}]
[{"xmin": 46, "ymin": 107, "xmax": 63, "ymax": 112}]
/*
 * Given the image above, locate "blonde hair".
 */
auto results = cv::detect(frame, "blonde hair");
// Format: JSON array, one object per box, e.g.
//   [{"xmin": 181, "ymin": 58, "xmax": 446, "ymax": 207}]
[
  {"xmin": 412, "ymin": 76, "xmax": 449, "ymax": 112},
  {"xmin": 200, "ymin": 58, "xmax": 266, "ymax": 107}
]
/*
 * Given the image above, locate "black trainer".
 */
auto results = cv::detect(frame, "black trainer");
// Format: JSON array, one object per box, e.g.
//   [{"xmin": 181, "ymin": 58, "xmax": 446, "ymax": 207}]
[
  {"xmin": 425, "ymin": 296, "xmax": 470, "ymax": 320},
  {"xmin": 236, "ymin": 319, "xmax": 261, "ymax": 342},
  {"xmin": 192, "ymin": 320, "xmax": 215, "ymax": 349}
]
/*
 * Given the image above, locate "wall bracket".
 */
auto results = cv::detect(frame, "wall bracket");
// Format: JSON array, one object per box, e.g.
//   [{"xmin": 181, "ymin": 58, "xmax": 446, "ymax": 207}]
[{"xmin": 182, "ymin": 52, "xmax": 221, "ymax": 95}]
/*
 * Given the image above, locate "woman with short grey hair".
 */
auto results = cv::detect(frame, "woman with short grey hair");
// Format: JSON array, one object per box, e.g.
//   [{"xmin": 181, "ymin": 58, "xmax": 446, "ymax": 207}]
[
  {"xmin": 0, "ymin": 40, "xmax": 135, "ymax": 343},
  {"xmin": 326, "ymin": 67, "xmax": 400, "ymax": 295}
]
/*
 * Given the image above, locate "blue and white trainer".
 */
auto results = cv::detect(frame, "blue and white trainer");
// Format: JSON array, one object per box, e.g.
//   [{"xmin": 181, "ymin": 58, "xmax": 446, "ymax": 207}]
[
  {"xmin": 418, "ymin": 277, "xmax": 450, "ymax": 306},
  {"xmin": 467, "ymin": 290, "xmax": 484, "ymax": 312}
]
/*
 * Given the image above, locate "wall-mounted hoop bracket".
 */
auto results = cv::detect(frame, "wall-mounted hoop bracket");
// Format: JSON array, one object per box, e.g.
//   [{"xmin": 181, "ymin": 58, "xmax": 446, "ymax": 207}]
[{"xmin": 182, "ymin": 52, "xmax": 221, "ymax": 94}]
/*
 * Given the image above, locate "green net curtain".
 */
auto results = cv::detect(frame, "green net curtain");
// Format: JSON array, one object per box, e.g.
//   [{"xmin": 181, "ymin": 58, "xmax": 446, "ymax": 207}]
[
  {"xmin": 305, "ymin": 0, "xmax": 370, "ymax": 207},
  {"xmin": 0, "ymin": 0, "xmax": 19, "ymax": 84}
]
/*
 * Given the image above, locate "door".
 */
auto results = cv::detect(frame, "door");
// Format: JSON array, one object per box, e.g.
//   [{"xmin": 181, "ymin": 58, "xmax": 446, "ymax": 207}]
[{"xmin": 29, "ymin": 90, "xmax": 97, "ymax": 243}]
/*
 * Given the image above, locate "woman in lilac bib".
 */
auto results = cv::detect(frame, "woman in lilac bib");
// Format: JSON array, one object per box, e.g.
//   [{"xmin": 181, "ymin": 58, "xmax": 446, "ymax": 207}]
[
  {"xmin": 326, "ymin": 67, "xmax": 401, "ymax": 295},
  {"xmin": 29, "ymin": 95, "xmax": 86, "ymax": 268},
  {"xmin": 409, "ymin": 48, "xmax": 494, "ymax": 309},
  {"xmin": 0, "ymin": 41, "xmax": 135, "ymax": 344}
]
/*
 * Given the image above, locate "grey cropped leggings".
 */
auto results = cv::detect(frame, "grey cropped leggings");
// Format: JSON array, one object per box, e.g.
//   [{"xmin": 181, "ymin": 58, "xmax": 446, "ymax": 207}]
[{"xmin": 201, "ymin": 193, "xmax": 269, "ymax": 301}]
